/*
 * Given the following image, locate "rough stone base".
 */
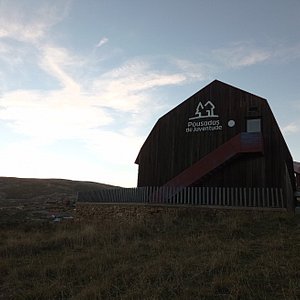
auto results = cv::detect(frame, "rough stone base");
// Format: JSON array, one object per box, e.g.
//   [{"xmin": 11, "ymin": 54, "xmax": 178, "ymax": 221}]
[
  {"xmin": 75, "ymin": 202, "xmax": 192, "ymax": 221},
  {"xmin": 75, "ymin": 202, "xmax": 289, "ymax": 222}
]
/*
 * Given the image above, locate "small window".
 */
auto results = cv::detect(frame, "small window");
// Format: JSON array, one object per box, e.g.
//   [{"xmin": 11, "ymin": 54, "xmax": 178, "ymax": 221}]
[{"xmin": 247, "ymin": 118, "xmax": 261, "ymax": 132}]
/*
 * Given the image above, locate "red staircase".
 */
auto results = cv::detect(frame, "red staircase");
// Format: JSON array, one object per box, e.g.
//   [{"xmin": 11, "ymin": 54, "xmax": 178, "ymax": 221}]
[{"xmin": 164, "ymin": 132, "xmax": 263, "ymax": 187}]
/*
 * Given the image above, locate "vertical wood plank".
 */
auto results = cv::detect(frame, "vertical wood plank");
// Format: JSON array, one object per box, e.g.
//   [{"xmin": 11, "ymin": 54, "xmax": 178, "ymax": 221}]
[
  {"xmin": 214, "ymin": 187, "xmax": 218, "ymax": 206},
  {"xmin": 262, "ymin": 188, "xmax": 265, "ymax": 207},
  {"xmin": 199, "ymin": 187, "xmax": 202, "ymax": 205},
  {"xmin": 206, "ymin": 187, "xmax": 209, "ymax": 205},
  {"xmin": 235, "ymin": 188, "xmax": 238, "ymax": 206},
  {"xmin": 222, "ymin": 188, "xmax": 225, "ymax": 206},
  {"xmin": 271, "ymin": 188, "xmax": 275, "ymax": 207},
  {"xmin": 275, "ymin": 188, "xmax": 279, "ymax": 208},
  {"xmin": 219, "ymin": 187, "xmax": 222, "ymax": 206},
  {"xmin": 243, "ymin": 188, "xmax": 247, "ymax": 207},
  {"xmin": 280, "ymin": 188, "xmax": 284, "ymax": 208}
]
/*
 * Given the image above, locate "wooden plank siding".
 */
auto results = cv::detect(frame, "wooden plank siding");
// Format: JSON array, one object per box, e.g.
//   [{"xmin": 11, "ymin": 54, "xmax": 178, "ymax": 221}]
[
  {"xmin": 294, "ymin": 162, "xmax": 300, "ymax": 190},
  {"xmin": 135, "ymin": 80, "xmax": 296, "ymax": 210},
  {"xmin": 163, "ymin": 132, "xmax": 263, "ymax": 187},
  {"xmin": 296, "ymin": 175, "xmax": 300, "ymax": 190}
]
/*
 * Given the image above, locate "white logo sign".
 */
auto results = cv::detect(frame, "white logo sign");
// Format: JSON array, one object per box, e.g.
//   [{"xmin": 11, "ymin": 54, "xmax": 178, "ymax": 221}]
[
  {"xmin": 189, "ymin": 101, "xmax": 219, "ymax": 120},
  {"xmin": 186, "ymin": 100, "xmax": 222, "ymax": 133}
]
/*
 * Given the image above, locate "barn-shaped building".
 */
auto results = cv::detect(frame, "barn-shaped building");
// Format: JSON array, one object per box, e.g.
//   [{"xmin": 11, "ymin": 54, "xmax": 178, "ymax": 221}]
[{"xmin": 135, "ymin": 80, "xmax": 296, "ymax": 211}]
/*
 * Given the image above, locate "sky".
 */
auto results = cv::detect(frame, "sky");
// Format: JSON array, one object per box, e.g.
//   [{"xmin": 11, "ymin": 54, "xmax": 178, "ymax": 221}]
[{"xmin": 0, "ymin": 0, "xmax": 300, "ymax": 187}]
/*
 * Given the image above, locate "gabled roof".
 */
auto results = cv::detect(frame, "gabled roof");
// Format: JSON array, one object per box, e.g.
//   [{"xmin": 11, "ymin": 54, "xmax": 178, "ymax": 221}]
[{"xmin": 294, "ymin": 161, "xmax": 300, "ymax": 174}]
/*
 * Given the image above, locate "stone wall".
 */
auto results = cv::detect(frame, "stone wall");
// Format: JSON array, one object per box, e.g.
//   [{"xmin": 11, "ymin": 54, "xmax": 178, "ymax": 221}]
[
  {"xmin": 75, "ymin": 202, "xmax": 192, "ymax": 221},
  {"xmin": 75, "ymin": 201, "xmax": 288, "ymax": 222}
]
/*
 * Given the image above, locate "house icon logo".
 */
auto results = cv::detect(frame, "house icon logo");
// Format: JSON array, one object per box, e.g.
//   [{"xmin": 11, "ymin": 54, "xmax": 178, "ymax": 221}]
[{"xmin": 189, "ymin": 100, "xmax": 219, "ymax": 120}]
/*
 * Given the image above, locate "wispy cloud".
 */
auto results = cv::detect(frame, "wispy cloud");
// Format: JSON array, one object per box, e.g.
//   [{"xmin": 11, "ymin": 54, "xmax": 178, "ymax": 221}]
[
  {"xmin": 0, "ymin": 0, "xmax": 70, "ymax": 43},
  {"xmin": 0, "ymin": 43, "xmax": 19, "ymax": 68},
  {"xmin": 39, "ymin": 45, "xmax": 82, "ymax": 92},
  {"xmin": 272, "ymin": 43, "xmax": 300, "ymax": 63},
  {"xmin": 171, "ymin": 58, "xmax": 217, "ymax": 82},
  {"xmin": 91, "ymin": 59, "xmax": 187, "ymax": 112},
  {"xmin": 0, "ymin": 33, "xmax": 191, "ymax": 186},
  {"xmin": 212, "ymin": 42, "xmax": 271, "ymax": 68},
  {"xmin": 0, "ymin": 55, "xmax": 188, "ymax": 141},
  {"xmin": 0, "ymin": 90, "xmax": 113, "ymax": 143},
  {"xmin": 0, "ymin": 19, "xmax": 45, "ymax": 42},
  {"xmin": 281, "ymin": 122, "xmax": 300, "ymax": 135},
  {"xmin": 96, "ymin": 37, "xmax": 108, "ymax": 48}
]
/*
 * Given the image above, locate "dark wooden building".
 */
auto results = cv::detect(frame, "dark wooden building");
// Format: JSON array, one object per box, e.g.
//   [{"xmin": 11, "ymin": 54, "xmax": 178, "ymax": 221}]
[
  {"xmin": 135, "ymin": 80, "xmax": 296, "ymax": 210},
  {"xmin": 294, "ymin": 161, "xmax": 300, "ymax": 190}
]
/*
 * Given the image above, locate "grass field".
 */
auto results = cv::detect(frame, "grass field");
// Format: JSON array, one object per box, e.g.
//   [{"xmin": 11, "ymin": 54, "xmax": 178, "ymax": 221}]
[{"xmin": 1, "ymin": 208, "xmax": 300, "ymax": 299}]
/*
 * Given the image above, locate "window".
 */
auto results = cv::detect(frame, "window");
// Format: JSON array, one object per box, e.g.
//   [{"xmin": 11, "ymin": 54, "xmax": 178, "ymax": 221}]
[{"xmin": 247, "ymin": 118, "xmax": 261, "ymax": 132}]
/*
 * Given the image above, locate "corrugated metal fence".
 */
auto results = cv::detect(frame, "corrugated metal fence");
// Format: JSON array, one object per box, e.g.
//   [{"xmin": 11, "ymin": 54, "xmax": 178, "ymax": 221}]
[{"xmin": 77, "ymin": 186, "xmax": 285, "ymax": 209}]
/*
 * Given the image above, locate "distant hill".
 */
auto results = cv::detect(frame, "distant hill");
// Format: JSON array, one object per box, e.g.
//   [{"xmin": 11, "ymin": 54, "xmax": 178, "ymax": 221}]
[{"xmin": 0, "ymin": 177, "xmax": 117, "ymax": 200}]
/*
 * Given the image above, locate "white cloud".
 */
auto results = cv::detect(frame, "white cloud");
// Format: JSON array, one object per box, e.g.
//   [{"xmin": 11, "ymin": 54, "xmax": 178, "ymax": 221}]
[
  {"xmin": 91, "ymin": 59, "xmax": 187, "ymax": 112},
  {"xmin": 282, "ymin": 122, "xmax": 300, "ymax": 135},
  {"xmin": 0, "ymin": 42, "xmax": 191, "ymax": 186},
  {"xmin": 0, "ymin": 89, "xmax": 113, "ymax": 143},
  {"xmin": 0, "ymin": 19, "xmax": 45, "ymax": 42},
  {"xmin": 0, "ymin": 0, "xmax": 70, "ymax": 43},
  {"xmin": 0, "ymin": 0, "xmax": 198, "ymax": 185},
  {"xmin": 96, "ymin": 37, "xmax": 109, "ymax": 48},
  {"xmin": 272, "ymin": 43, "xmax": 300, "ymax": 63},
  {"xmin": 1, "ymin": 1, "xmax": 260, "ymax": 186},
  {"xmin": 39, "ymin": 45, "xmax": 82, "ymax": 92},
  {"xmin": 212, "ymin": 42, "xmax": 271, "ymax": 68},
  {"xmin": 0, "ymin": 41, "xmax": 35, "ymax": 68},
  {"xmin": 0, "ymin": 54, "xmax": 189, "ymax": 163},
  {"xmin": 0, "ymin": 42, "xmax": 9, "ymax": 53},
  {"xmin": 172, "ymin": 58, "xmax": 217, "ymax": 82}
]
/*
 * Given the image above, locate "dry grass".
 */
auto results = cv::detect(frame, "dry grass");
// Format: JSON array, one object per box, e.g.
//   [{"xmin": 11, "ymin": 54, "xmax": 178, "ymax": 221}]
[
  {"xmin": 1, "ymin": 209, "xmax": 300, "ymax": 299},
  {"xmin": 0, "ymin": 177, "xmax": 115, "ymax": 200}
]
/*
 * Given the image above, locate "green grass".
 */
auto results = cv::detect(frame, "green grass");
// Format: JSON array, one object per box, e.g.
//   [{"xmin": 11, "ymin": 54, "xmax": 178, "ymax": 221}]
[{"xmin": 1, "ymin": 209, "xmax": 300, "ymax": 299}]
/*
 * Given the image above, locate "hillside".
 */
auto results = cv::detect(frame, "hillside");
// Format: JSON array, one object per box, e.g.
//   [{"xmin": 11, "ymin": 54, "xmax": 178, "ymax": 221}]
[
  {"xmin": 0, "ymin": 177, "xmax": 116, "ymax": 225},
  {"xmin": 0, "ymin": 177, "xmax": 116, "ymax": 200}
]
